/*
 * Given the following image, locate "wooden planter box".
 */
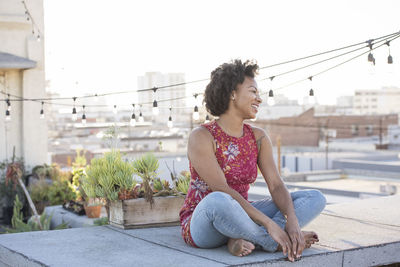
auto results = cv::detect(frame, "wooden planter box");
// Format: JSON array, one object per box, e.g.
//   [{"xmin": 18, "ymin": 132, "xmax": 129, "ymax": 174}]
[{"xmin": 109, "ymin": 195, "xmax": 185, "ymax": 229}]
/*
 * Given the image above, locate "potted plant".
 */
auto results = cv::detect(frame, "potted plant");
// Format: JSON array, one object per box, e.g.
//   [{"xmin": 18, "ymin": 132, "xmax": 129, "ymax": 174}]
[
  {"xmin": 83, "ymin": 198, "xmax": 102, "ymax": 218},
  {"xmin": 81, "ymin": 150, "xmax": 188, "ymax": 229}
]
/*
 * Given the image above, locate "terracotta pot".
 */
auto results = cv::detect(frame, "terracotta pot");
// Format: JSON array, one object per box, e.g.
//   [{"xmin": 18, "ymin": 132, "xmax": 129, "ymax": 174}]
[{"xmin": 84, "ymin": 205, "xmax": 102, "ymax": 218}]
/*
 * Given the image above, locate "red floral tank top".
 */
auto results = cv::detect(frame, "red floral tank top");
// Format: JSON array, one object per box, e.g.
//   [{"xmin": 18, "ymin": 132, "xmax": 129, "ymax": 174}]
[{"xmin": 179, "ymin": 120, "xmax": 259, "ymax": 247}]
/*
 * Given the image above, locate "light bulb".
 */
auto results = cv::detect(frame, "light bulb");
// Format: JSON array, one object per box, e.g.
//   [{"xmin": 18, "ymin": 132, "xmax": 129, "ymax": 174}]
[
  {"xmin": 37, "ymin": 35, "xmax": 41, "ymax": 42},
  {"xmin": 152, "ymin": 100, "xmax": 159, "ymax": 115},
  {"xmin": 130, "ymin": 113, "xmax": 136, "ymax": 127},
  {"xmin": 40, "ymin": 109, "xmax": 44, "ymax": 119},
  {"xmin": 130, "ymin": 118, "xmax": 136, "ymax": 127},
  {"xmin": 167, "ymin": 116, "xmax": 173, "ymax": 128},
  {"xmin": 7, "ymin": 102, "xmax": 11, "ymax": 111},
  {"xmin": 139, "ymin": 112, "xmax": 144, "ymax": 123},
  {"xmin": 388, "ymin": 55, "xmax": 393, "ymax": 64},
  {"xmin": 5, "ymin": 110, "xmax": 11, "ymax": 121},
  {"xmin": 205, "ymin": 114, "xmax": 210, "ymax": 123},
  {"xmin": 309, "ymin": 89, "xmax": 316, "ymax": 105},
  {"xmin": 193, "ymin": 106, "xmax": 199, "ymax": 121},
  {"xmin": 72, "ymin": 107, "xmax": 77, "ymax": 121},
  {"xmin": 113, "ymin": 105, "xmax": 117, "ymax": 114},
  {"xmin": 94, "ymin": 94, "xmax": 99, "ymax": 102},
  {"xmin": 82, "ymin": 114, "xmax": 86, "ymax": 124},
  {"xmin": 152, "ymin": 107, "xmax": 159, "ymax": 116}
]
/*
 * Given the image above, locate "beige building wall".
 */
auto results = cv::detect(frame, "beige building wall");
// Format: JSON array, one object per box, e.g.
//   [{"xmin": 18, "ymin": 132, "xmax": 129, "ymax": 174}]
[
  {"xmin": 353, "ymin": 87, "xmax": 400, "ymax": 115},
  {"xmin": 0, "ymin": 0, "xmax": 47, "ymax": 168}
]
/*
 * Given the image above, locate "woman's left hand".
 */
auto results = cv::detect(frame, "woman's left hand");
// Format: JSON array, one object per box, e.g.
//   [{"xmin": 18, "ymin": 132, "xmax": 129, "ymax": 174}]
[{"xmin": 285, "ymin": 217, "xmax": 305, "ymax": 260}]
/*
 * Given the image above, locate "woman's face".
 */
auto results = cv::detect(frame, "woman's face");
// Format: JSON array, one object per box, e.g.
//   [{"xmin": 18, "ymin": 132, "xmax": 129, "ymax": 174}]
[{"xmin": 231, "ymin": 76, "xmax": 262, "ymax": 119}]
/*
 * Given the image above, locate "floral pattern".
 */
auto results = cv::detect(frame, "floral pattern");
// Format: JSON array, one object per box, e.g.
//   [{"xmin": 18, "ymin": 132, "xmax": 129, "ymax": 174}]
[
  {"xmin": 223, "ymin": 143, "xmax": 240, "ymax": 161},
  {"xmin": 179, "ymin": 120, "xmax": 258, "ymax": 247}
]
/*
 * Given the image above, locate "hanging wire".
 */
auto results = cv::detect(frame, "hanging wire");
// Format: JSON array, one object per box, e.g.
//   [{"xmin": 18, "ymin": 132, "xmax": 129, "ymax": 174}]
[
  {"xmin": 259, "ymin": 31, "xmax": 399, "ymax": 70},
  {"xmin": 22, "ymin": 1, "xmax": 43, "ymax": 41},
  {"xmin": 0, "ymin": 31, "xmax": 399, "ymax": 115},
  {"xmin": 8, "ymin": 30, "xmax": 399, "ymax": 103},
  {"xmin": 261, "ymin": 33, "xmax": 400, "ymax": 95},
  {"xmin": 260, "ymin": 32, "xmax": 398, "ymax": 81}
]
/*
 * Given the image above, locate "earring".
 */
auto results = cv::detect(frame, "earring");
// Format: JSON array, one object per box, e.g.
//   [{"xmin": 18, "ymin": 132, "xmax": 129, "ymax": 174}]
[{"xmin": 231, "ymin": 96, "xmax": 235, "ymax": 101}]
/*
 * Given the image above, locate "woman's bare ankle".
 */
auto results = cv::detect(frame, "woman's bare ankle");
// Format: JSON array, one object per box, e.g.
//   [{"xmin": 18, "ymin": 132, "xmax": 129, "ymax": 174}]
[{"xmin": 227, "ymin": 238, "xmax": 255, "ymax": 257}]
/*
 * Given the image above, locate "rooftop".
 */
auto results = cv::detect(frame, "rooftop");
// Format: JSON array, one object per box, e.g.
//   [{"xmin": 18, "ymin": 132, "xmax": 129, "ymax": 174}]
[
  {"xmin": 0, "ymin": 195, "xmax": 399, "ymax": 266},
  {"xmin": 0, "ymin": 51, "xmax": 36, "ymax": 69}
]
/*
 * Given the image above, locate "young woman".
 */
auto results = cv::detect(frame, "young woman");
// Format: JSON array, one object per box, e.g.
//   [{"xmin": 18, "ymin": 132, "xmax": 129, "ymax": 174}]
[{"xmin": 179, "ymin": 60, "xmax": 326, "ymax": 262}]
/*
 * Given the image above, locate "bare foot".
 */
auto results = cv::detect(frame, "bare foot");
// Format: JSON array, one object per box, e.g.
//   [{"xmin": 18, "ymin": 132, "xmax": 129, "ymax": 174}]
[
  {"xmin": 227, "ymin": 238, "xmax": 255, "ymax": 257},
  {"xmin": 302, "ymin": 231, "xmax": 319, "ymax": 248}
]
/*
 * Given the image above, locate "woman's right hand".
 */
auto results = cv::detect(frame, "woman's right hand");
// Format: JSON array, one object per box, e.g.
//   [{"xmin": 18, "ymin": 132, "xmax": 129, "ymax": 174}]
[{"xmin": 265, "ymin": 221, "xmax": 295, "ymax": 262}]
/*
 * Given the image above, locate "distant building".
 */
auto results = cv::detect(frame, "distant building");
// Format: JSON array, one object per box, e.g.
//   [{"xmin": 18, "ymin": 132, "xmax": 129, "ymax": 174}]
[
  {"xmin": 336, "ymin": 95, "xmax": 354, "ymax": 115},
  {"xmin": 257, "ymin": 94, "xmax": 304, "ymax": 120},
  {"xmin": 353, "ymin": 87, "xmax": 400, "ymax": 115},
  {"xmin": 0, "ymin": 0, "xmax": 47, "ymax": 166},
  {"xmin": 252, "ymin": 108, "xmax": 398, "ymax": 147}
]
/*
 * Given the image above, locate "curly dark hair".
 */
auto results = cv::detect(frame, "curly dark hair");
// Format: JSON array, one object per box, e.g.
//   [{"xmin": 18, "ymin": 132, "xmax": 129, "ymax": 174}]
[{"xmin": 204, "ymin": 59, "xmax": 259, "ymax": 116}]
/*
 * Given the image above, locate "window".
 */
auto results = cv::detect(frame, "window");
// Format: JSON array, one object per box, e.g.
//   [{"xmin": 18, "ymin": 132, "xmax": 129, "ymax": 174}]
[
  {"xmin": 365, "ymin": 125, "xmax": 373, "ymax": 136},
  {"xmin": 351, "ymin": 125, "xmax": 359, "ymax": 136}
]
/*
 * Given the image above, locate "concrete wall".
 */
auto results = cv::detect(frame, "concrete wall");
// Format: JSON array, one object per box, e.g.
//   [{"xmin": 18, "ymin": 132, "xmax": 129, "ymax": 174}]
[{"xmin": 0, "ymin": 0, "xmax": 47, "ymax": 168}]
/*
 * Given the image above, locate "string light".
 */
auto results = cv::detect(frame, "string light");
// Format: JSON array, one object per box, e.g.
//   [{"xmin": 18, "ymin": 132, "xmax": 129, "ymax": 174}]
[
  {"xmin": 72, "ymin": 97, "xmax": 77, "ymax": 121},
  {"xmin": 31, "ymin": 29, "xmax": 40, "ymax": 42},
  {"xmin": 308, "ymin": 76, "xmax": 316, "ymax": 105},
  {"xmin": 204, "ymin": 114, "xmax": 210, "ymax": 123},
  {"xmin": 6, "ymin": 101, "xmax": 11, "ymax": 112},
  {"xmin": 267, "ymin": 76, "xmax": 275, "ymax": 106},
  {"xmin": 113, "ymin": 105, "xmax": 118, "ymax": 115},
  {"xmin": 40, "ymin": 101, "xmax": 44, "ymax": 119},
  {"xmin": 193, "ymin": 106, "xmax": 199, "ymax": 121},
  {"xmin": 386, "ymin": 41, "xmax": 393, "ymax": 64},
  {"xmin": 192, "ymin": 94, "xmax": 200, "ymax": 120},
  {"xmin": 167, "ymin": 107, "xmax": 173, "ymax": 128},
  {"xmin": 138, "ymin": 105, "xmax": 144, "ymax": 123},
  {"xmin": 81, "ymin": 105, "xmax": 86, "ymax": 124},
  {"xmin": 0, "ymin": 31, "xmax": 398, "ymax": 124},
  {"xmin": 130, "ymin": 104, "xmax": 136, "ymax": 127},
  {"xmin": 367, "ymin": 40, "xmax": 375, "ymax": 65},
  {"xmin": 152, "ymin": 87, "xmax": 159, "ymax": 116},
  {"xmin": 2, "ymin": 31, "xmax": 396, "ymax": 106},
  {"xmin": 5, "ymin": 109, "xmax": 11, "ymax": 121},
  {"xmin": 22, "ymin": 1, "xmax": 42, "ymax": 42},
  {"xmin": 6, "ymin": 94, "xmax": 11, "ymax": 111}
]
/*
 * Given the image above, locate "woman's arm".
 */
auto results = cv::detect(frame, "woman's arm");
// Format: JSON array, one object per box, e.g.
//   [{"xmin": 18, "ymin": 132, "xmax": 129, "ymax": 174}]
[
  {"xmin": 252, "ymin": 126, "xmax": 305, "ymax": 259},
  {"xmin": 188, "ymin": 127, "xmax": 294, "ymax": 259}
]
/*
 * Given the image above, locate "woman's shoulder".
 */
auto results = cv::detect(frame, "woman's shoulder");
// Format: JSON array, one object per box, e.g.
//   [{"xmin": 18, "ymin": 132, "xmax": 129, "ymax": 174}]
[
  {"xmin": 189, "ymin": 126, "xmax": 213, "ymax": 141},
  {"xmin": 248, "ymin": 125, "xmax": 268, "ymax": 140}
]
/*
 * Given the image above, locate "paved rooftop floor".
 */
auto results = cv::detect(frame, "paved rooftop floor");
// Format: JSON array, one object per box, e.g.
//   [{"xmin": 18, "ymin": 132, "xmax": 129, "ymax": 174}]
[{"xmin": 0, "ymin": 195, "xmax": 399, "ymax": 267}]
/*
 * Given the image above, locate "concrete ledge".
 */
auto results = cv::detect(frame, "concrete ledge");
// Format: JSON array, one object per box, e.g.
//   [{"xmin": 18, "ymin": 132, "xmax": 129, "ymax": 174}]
[{"xmin": 0, "ymin": 195, "xmax": 399, "ymax": 266}]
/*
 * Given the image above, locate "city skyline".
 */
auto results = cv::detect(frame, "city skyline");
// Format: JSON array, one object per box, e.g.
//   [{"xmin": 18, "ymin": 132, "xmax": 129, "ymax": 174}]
[{"xmin": 43, "ymin": 0, "xmax": 400, "ymax": 106}]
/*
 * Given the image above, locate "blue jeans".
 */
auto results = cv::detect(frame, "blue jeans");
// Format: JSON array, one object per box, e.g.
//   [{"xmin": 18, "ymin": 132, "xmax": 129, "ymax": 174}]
[{"xmin": 190, "ymin": 189, "xmax": 326, "ymax": 252}]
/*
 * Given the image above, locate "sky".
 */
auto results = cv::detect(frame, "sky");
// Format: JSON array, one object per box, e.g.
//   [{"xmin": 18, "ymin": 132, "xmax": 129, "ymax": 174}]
[{"xmin": 43, "ymin": 0, "xmax": 400, "ymax": 107}]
